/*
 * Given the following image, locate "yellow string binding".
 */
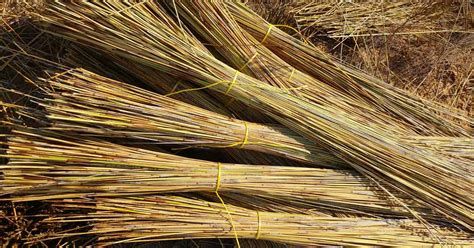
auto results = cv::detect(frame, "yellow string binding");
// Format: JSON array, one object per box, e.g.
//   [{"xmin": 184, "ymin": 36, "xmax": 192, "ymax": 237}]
[
  {"xmin": 239, "ymin": 52, "xmax": 259, "ymax": 71},
  {"xmin": 261, "ymin": 24, "xmax": 309, "ymax": 45},
  {"xmin": 261, "ymin": 24, "xmax": 274, "ymax": 44},
  {"xmin": 225, "ymin": 71, "xmax": 239, "ymax": 95},
  {"xmin": 171, "ymin": 121, "xmax": 249, "ymax": 150},
  {"xmin": 255, "ymin": 210, "xmax": 262, "ymax": 240},
  {"xmin": 240, "ymin": 121, "xmax": 249, "ymax": 148},
  {"xmin": 215, "ymin": 162, "xmax": 240, "ymax": 248},
  {"xmin": 165, "ymin": 80, "xmax": 229, "ymax": 97}
]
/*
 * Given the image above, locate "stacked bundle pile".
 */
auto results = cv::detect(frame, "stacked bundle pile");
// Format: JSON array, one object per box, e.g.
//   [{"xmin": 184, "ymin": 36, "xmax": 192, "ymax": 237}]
[{"xmin": 0, "ymin": 1, "xmax": 472, "ymax": 247}]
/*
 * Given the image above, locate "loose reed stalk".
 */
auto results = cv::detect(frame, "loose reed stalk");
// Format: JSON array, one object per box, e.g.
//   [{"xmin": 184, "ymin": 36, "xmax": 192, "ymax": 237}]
[
  {"xmin": 36, "ymin": 1, "xmax": 473, "ymax": 229},
  {"xmin": 3, "ymin": 127, "xmax": 432, "ymax": 218},
  {"xmin": 227, "ymin": 2, "xmax": 472, "ymax": 136},
  {"xmin": 33, "ymin": 196, "xmax": 473, "ymax": 247}
]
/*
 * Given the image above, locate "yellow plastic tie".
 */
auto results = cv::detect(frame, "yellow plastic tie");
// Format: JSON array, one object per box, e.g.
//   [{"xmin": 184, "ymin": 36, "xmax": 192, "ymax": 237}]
[
  {"xmin": 239, "ymin": 52, "xmax": 259, "ymax": 71},
  {"xmin": 261, "ymin": 24, "xmax": 309, "ymax": 45},
  {"xmin": 288, "ymin": 68, "xmax": 296, "ymax": 82},
  {"xmin": 169, "ymin": 81, "xmax": 182, "ymax": 94},
  {"xmin": 225, "ymin": 71, "xmax": 239, "ymax": 95},
  {"xmin": 215, "ymin": 162, "xmax": 222, "ymax": 192},
  {"xmin": 240, "ymin": 121, "xmax": 249, "ymax": 148},
  {"xmin": 255, "ymin": 211, "xmax": 262, "ymax": 239},
  {"xmin": 261, "ymin": 24, "xmax": 274, "ymax": 44},
  {"xmin": 215, "ymin": 162, "xmax": 240, "ymax": 248},
  {"xmin": 166, "ymin": 80, "xmax": 228, "ymax": 97}
]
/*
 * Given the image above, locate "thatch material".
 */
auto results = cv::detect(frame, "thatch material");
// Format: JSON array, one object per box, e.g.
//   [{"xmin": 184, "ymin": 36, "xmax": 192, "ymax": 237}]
[
  {"xmin": 34, "ymin": 1, "xmax": 473, "ymax": 228},
  {"xmin": 170, "ymin": 1, "xmax": 425, "ymax": 138},
  {"xmin": 31, "ymin": 196, "xmax": 473, "ymax": 247},
  {"xmin": 2, "ymin": 127, "xmax": 430, "ymax": 219},
  {"xmin": 227, "ymin": 2, "xmax": 472, "ymax": 135},
  {"xmin": 28, "ymin": 68, "xmax": 341, "ymax": 166},
  {"xmin": 3, "ymin": 60, "xmax": 472, "ymax": 167}
]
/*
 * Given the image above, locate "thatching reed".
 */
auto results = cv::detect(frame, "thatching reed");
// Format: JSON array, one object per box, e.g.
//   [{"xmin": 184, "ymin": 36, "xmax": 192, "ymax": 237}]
[
  {"xmin": 5, "ymin": 51, "xmax": 470, "ymax": 167},
  {"xmin": 62, "ymin": 46, "xmax": 299, "ymax": 167},
  {"xmin": 3, "ymin": 67, "xmax": 470, "ymax": 219},
  {"xmin": 227, "ymin": 2, "xmax": 472, "ymax": 135},
  {"xmin": 3, "ymin": 56, "xmax": 471, "ymax": 168},
  {"xmin": 31, "ymin": 195, "xmax": 473, "ymax": 247},
  {"xmin": 34, "ymin": 1, "xmax": 473, "ymax": 229},
  {"xmin": 246, "ymin": 1, "xmax": 473, "ymax": 117},
  {"xmin": 2, "ymin": 127, "xmax": 432, "ymax": 219},
  {"xmin": 23, "ymin": 68, "xmax": 340, "ymax": 167},
  {"xmin": 169, "ymin": 1, "xmax": 426, "ymax": 138}
]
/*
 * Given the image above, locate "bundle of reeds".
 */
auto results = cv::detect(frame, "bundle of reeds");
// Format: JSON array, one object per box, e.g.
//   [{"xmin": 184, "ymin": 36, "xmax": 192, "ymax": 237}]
[
  {"xmin": 2, "ymin": 127, "xmax": 430, "ymax": 219},
  {"xmin": 170, "ymin": 1, "xmax": 424, "ymax": 138},
  {"xmin": 61, "ymin": 49, "xmax": 474, "ymax": 166},
  {"xmin": 34, "ymin": 1, "xmax": 473, "ymax": 229},
  {"xmin": 21, "ymin": 68, "xmax": 340, "ymax": 167},
  {"xmin": 33, "ymin": 195, "xmax": 473, "ymax": 247},
  {"xmin": 62, "ymin": 46, "xmax": 297, "ymax": 167},
  {"xmin": 171, "ymin": 2, "xmax": 474, "ymax": 167},
  {"xmin": 7, "ymin": 66, "xmax": 467, "ymax": 169},
  {"xmin": 226, "ymin": 2, "xmax": 472, "ymax": 135},
  {"xmin": 4, "ymin": 68, "xmax": 470, "ymax": 220}
]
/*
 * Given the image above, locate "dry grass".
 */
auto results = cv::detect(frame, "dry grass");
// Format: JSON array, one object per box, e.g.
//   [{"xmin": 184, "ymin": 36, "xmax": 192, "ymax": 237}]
[
  {"xmin": 347, "ymin": 31, "xmax": 473, "ymax": 115},
  {"xmin": 1, "ymin": 0, "xmax": 44, "ymax": 26}
]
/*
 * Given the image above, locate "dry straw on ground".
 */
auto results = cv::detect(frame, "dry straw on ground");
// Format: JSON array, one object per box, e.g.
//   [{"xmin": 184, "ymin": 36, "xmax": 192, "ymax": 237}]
[
  {"xmin": 33, "ymin": 1, "xmax": 472, "ymax": 229},
  {"xmin": 0, "ymin": 1, "xmax": 472, "ymax": 246}
]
